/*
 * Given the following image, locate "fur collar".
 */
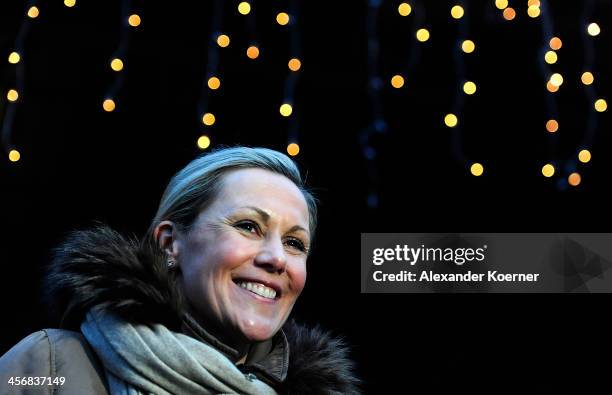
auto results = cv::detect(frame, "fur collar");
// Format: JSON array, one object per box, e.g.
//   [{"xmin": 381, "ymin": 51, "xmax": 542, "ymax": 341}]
[{"xmin": 45, "ymin": 225, "xmax": 361, "ymax": 394}]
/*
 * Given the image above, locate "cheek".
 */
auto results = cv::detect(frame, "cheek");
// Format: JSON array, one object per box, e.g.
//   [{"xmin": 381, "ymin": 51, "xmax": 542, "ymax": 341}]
[{"xmin": 288, "ymin": 261, "xmax": 307, "ymax": 295}]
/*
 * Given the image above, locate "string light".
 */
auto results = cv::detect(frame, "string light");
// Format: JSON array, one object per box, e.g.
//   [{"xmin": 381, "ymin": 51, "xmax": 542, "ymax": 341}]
[
  {"xmin": 527, "ymin": 0, "xmax": 541, "ymax": 6},
  {"xmin": 578, "ymin": 149, "xmax": 591, "ymax": 163},
  {"xmin": 217, "ymin": 34, "xmax": 230, "ymax": 47},
  {"xmin": 276, "ymin": 12, "xmax": 290, "ymax": 26},
  {"xmin": 6, "ymin": 89, "xmax": 19, "ymax": 102},
  {"xmin": 238, "ymin": 2, "xmax": 251, "ymax": 15},
  {"xmin": 546, "ymin": 119, "xmax": 559, "ymax": 133},
  {"xmin": 568, "ymin": 172, "xmax": 581, "ymax": 186},
  {"xmin": 461, "ymin": 40, "xmax": 475, "ymax": 53},
  {"xmin": 287, "ymin": 143, "xmax": 300, "ymax": 156},
  {"xmin": 581, "ymin": 71, "xmax": 594, "ymax": 85},
  {"xmin": 279, "ymin": 103, "xmax": 293, "ymax": 117},
  {"xmin": 207, "ymin": 76, "xmax": 221, "ymax": 90},
  {"xmin": 444, "ymin": 113, "xmax": 458, "ymax": 127},
  {"xmin": 64, "ymin": 0, "xmax": 76, "ymax": 8},
  {"xmin": 450, "ymin": 5, "xmax": 464, "ymax": 19},
  {"xmin": 398, "ymin": 3, "xmax": 412, "ymax": 17},
  {"xmin": 542, "ymin": 164, "xmax": 555, "ymax": 177},
  {"xmin": 246, "ymin": 45, "xmax": 260, "ymax": 59},
  {"xmin": 197, "ymin": 135, "xmax": 211, "ymax": 150},
  {"xmin": 527, "ymin": 5, "xmax": 540, "ymax": 18},
  {"xmin": 128, "ymin": 14, "xmax": 141, "ymax": 27},
  {"xmin": 594, "ymin": 99, "xmax": 607, "ymax": 112},
  {"xmin": 549, "ymin": 73, "xmax": 563, "ymax": 87},
  {"xmin": 110, "ymin": 58, "xmax": 124, "ymax": 71},
  {"xmin": 288, "ymin": 58, "xmax": 301, "ymax": 71},
  {"xmin": 544, "ymin": 51, "xmax": 557, "ymax": 64},
  {"xmin": 503, "ymin": 7, "xmax": 516, "ymax": 21},
  {"xmin": 587, "ymin": 23, "xmax": 600, "ymax": 36},
  {"xmin": 8, "ymin": 52, "xmax": 21, "ymax": 64},
  {"xmin": 27, "ymin": 6, "xmax": 39, "ymax": 18},
  {"xmin": 495, "ymin": 0, "xmax": 508, "ymax": 10},
  {"xmin": 546, "ymin": 81, "xmax": 559, "ymax": 93},
  {"xmin": 391, "ymin": 75, "xmax": 405, "ymax": 89},
  {"xmin": 202, "ymin": 113, "xmax": 215, "ymax": 126},
  {"xmin": 102, "ymin": 98, "xmax": 116, "ymax": 112},
  {"xmin": 416, "ymin": 28, "xmax": 430, "ymax": 42},
  {"xmin": 470, "ymin": 163, "xmax": 484, "ymax": 176},
  {"xmin": 463, "ymin": 81, "xmax": 477, "ymax": 95},
  {"xmin": 549, "ymin": 37, "xmax": 562, "ymax": 50},
  {"xmin": 8, "ymin": 149, "xmax": 21, "ymax": 162}
]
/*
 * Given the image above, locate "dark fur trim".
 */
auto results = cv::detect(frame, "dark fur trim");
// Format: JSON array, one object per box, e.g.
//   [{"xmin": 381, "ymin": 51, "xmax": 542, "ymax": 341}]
[{"xmin": 45, "ymin": 225, "xmax": 361, "ymax": 393}]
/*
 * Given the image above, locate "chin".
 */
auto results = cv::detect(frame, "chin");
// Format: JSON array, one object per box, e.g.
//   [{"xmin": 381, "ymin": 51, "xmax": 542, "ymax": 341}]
[{"xmin": 238, "ymin": 318, "xmax": 281, "ymax": 342}]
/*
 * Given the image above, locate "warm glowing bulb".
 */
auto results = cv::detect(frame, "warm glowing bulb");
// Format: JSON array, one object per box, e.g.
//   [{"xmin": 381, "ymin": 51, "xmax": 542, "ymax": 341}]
[
  {"xmin": 527, "ymin": 5, "xmax": 540, "ymax": 18},
  {"xmin": 451, "ymin": 5, "xmax": 464, "ymax": 19},
  {"xmin": 463, "ymin": 81, "xmax": 477, "ymax": 95},
  {"xmin": 503, "ymin": 7, "xmax": 516, "ymax": 20},
  {"xmin": 391, "ymin": 75, "xmax": 405, "ymax": 88},
  {"xmin": 217, "ymin": 34, "xmax": 230, "ymax": 47},
  {"xmin": 6, "ymin": 89, "xmax": 18, "ymax": 102},
  {"xmin": 495, "ymin": 0, "xmax": 508, "ymax": 10},
  {"xmin": 287, "ymin": 143, "xmax": 300, "ymax": 156},
  {"xmin": 594, "ymin": 99, "xmax": 607, "ymax": 112},
  {"xmin": 546, "ymin": 81, "xmax": 559, "ymax": 93},
  {"xmin": 64, "ymin": 0, "xmax": 76, "ymax": 8},
  {"xmin": 103, "ymin": 99, "xmax": 115, "ymax": 112},
  {"xmin": 197, "ymin": 135, "xmax": 211, "ymax": 149},
  {"xmin": 549, "ymin": 73, "xmax": 563, "ymax": 87},
  {"xmin": 546, "ymin": 119, "xmax": 559, "ymax": 133},
  {"xmin": 8, "ymin": 149, "xmax": 20, "ymax": 162},
  {"xmin": 398, "ymin": 3, "xmax": 412, "ymax": 16},
  {"xmin": 110, "ymin": 58, "xmax": 124, "ymax": 71},
  {"xmin": 528, "ymin": 0, "xmax": 541, "ymax": 6},
  {"xmin": 544, "ymin": 50, "xmax": 557, "ymax": 64},
  {"xmin": 128, "ymin": 14, "xmax": 141, "ymax": 27},
  {"xmin": 208, "ymin": 76, "xmax": 221, "ymax": 90},
  {"xmin": 581, "ymin": 72, "xmax": 594, "ymax": 85},
  {"xmin": 462, "ymin": 40, "xmax": 475, "ymax": 53},
  {"xmin": 568, "ymin": 172, "xmax": 581, "ymax": 186},
  {"xmin": 288, "ymin": 58, "xmax": 301, "ymax": 71},
  {"xmin": 246, "ymin": 46, "xmax": 260, "ymax": 59},
  {"xmin": 202, "ymin": 113, "xmax": 216, "ymax": 126},
  {"xmin": 587, "ymin": 23, "xmax": 600, "ymax": 36},
  {"xmin": 444, "ymin": 113, "xmax": 458, "ymax": 127},
  {"xmin": 541, "ymin": 164, "xmax": 555, "ymax": 177},
  {"xmin": 27, "ymin": 6, "xmax": 40, "ymax": 18},
  {"xmin": 549, "ymin": 37, "xmax": 562, "ymax": 50},
  {"xmin": 416, "ymin": 28, "xmax": 430, "ymax": 42},
  {"xmin": 578, "ymin": 149, "xmax": 591, "ymax": 163},
  {"xmin": 276, "ymin": 12, "xmax": 290, "ymax": 26},
  {"xmin": 238, "ymin": 2, "xmax": 251, "ymax": 15},
  {"xmin": 470, "ymin": 163, "xmax": 484, "ymax": 176},
  {"xmin": 8, "ymin": 52, "xmax": 20, "ymax": 64},
  {"xmin": 280, "ymin": 103, "xmax": 293, "ymax": 117}
]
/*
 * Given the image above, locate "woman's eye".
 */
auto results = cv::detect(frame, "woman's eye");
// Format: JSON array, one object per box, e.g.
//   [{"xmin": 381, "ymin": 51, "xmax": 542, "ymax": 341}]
[
  {"xmin": 235, "ymin": 221, "xmax": 260, "ymax": 234},
  {"xmin": 285, "ymin": 238, "xmax": 306, "ymax": 252}
]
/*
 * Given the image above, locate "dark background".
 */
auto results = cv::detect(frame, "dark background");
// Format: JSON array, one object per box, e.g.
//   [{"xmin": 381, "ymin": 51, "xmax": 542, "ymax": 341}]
[{"xmin": 2, "ymin": 1, "xmax": 611, "ymax": 393}]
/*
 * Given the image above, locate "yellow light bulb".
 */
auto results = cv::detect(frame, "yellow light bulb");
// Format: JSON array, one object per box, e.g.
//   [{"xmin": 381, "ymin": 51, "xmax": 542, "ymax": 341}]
[
  {"xmin": 527, "ymin": 0, "xmax": 541, "ymax": 6},
  {"xmin": 103, "ymin": 99, "xmax": 115, "ymax": 112},
  {"xmin": 568, "ymin": 173, "xmax": 581, "ymax": 186},
  {"xmin": 416, "ymin": 28, "xmax": 430, "ymax": 42},
  {"xmin": 208, "ymin": 76, "xmax": 221, "ymax": 90},
  {"xmin": 246, "ymin": 46, "xmax": 260, "ymax": 59},
  {"xmin": 578, "ymin": 149, "xmax": 591, "ymax": 163},
  {"xmin": 463, "ymin": 81, "xmax": 477, "ymax": 95},
  {"xmin": 544, "ymin": 50, "xmax": 557, "ymax": 64},
  {"xmin": 276, "ymin": 12, "xmax": 290, "ymax": 26},
  {"xmin": 7, "ymin": 89, "xmax": 18, "ymax": 102},
  {"xmin": 8, "ymin": 52, "xmax": 20, "ymax": 64},
  {"xmin": 470, "ymin": 163, "xmax": 484, "ymax": 176},
  {"xmin": 110, "ymin": 58, "xmax": 124, "ymax": 71},
  {"xmin": 287, "ymin": 143, "xmax": 300, "ymax": 156},
  {"xmin": 527, "ymin": 5, "xmax": 540, "ymax": 18},
  {"xmin": 398, "ymin": 3, "xmax": 412, "ymax": 16},
  {"xmin": 238, "ymin": 2, "xmax": 251, "ymax": 15},
  {"xmin": 549, "ymin": 37, "xmax": 562, "ymax": 50},
  {"xmin": 128, "ymin": 14, "xmax": 141, "ymax": 27},
  {"xmin": 280, "ymin": 103, "xmax": 293, "ymax": 117},
  {"xmin": 217, "ymin": 34, "xmax": 230, "ymax": 47},
  {"xmin": 549, "ymin": 73, "xmax": 563, "ymax": 87},
  {"xmin": 546, "ymin": 119, "xmax": 559, "ymax": 133},
  {"xmin": 451, "ymin": 5, "xmax": 464, "ymax": 19},
  {"xmin": 495, "ymin": 0, "xmax": 508, "ymax": 10},
  {"xmin": 444, "ymin": 113, "xmax": 458, "ymax": 127},
  {"xmin": 541, "ymin": 164, "xmax": 555, "ymax": 178},
  {"xmin": 202, "ymin": 113, "xmax": 216, "ymax": 126},
  {"xmin": 27, "ymin": 6, "xmax": 40, "ymax": 18},
  {"xmin": 503, "ymin": 7, "xmax": 516, "ymax": 20},
  {"xmin": 581, "ymin": 72, "xmax": 594, "ymax": 85},
  {"xmin": 288, "ymin": 58, "xmax": 301, "ymax": 71},
  {"xmin": 197, "ymin": 135, "xmax": 211, "ymax": 150},
  {"xmin": 461, "ymin": 40, "xmax": 475, "ymax": 53},
  {"xmin": 594, "ymin": 99, "xmax": 607, "ymax": 112},
  {"xmin": 391, "ymin": 75, "xmax": 405, "ymax": 89},
  {"xmin": 587, "ymin": 23, "xmax": 600, "ymax": 36},
  {"xmin": 64, "ymin": 0, "xmax": 76, "ymax": 8},
  {"xmin": 8, "ymin": 149, "xmax": 21, "ymax": 162}
]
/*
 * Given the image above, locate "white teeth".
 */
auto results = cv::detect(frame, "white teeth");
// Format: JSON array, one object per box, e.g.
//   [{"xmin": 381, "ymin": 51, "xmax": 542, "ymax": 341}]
[{"xmin": 237, "ymin": 281, "xmax": 277, "ymax": 299}]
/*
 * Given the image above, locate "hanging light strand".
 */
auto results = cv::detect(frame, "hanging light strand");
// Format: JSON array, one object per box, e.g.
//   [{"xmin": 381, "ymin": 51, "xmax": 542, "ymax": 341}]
[{"xmin": 283, "ymin": 0, "xmax": 303, "ymax": 156}]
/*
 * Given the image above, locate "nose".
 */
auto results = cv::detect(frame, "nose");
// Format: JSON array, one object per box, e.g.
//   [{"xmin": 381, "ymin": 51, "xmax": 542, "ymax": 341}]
[{"xmin": 254, "ymin": 234, "xmax": 287, "ymax": 274}]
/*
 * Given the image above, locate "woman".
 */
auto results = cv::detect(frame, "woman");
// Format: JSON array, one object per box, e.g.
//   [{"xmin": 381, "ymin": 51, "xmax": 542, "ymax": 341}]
[{"xmin": 0, "ymin": 147, "xmax": 360, "ymax": 394}]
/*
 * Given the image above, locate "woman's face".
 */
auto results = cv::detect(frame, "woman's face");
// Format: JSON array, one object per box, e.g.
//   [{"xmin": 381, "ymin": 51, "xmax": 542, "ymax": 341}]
[{"xmin": 176, "ymin": 168, "xmax": 310, "ymax": 343}]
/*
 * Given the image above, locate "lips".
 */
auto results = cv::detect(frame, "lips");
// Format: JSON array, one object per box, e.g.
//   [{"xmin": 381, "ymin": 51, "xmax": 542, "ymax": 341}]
[{"xmin": 232, "ymin": 277, "xmax": 282, "ymax": 300}]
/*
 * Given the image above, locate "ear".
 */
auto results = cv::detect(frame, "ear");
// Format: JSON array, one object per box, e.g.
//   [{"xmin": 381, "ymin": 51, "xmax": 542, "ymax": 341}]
[{"xmin": 153, "ymin": 220, "xmax": 182, "ymax": 260}]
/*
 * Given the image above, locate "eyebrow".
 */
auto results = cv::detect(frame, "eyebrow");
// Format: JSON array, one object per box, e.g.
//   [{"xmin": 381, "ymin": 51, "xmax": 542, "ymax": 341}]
[{"xmin": 241, "ymin": 206, "xmax": 310, "ymax": 236}]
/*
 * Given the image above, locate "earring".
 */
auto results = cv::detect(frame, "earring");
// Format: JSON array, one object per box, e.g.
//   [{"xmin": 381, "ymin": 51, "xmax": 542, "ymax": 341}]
[{"xmin": 167, "ymin": 257, "xmax": 176, "ymax": 269}]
